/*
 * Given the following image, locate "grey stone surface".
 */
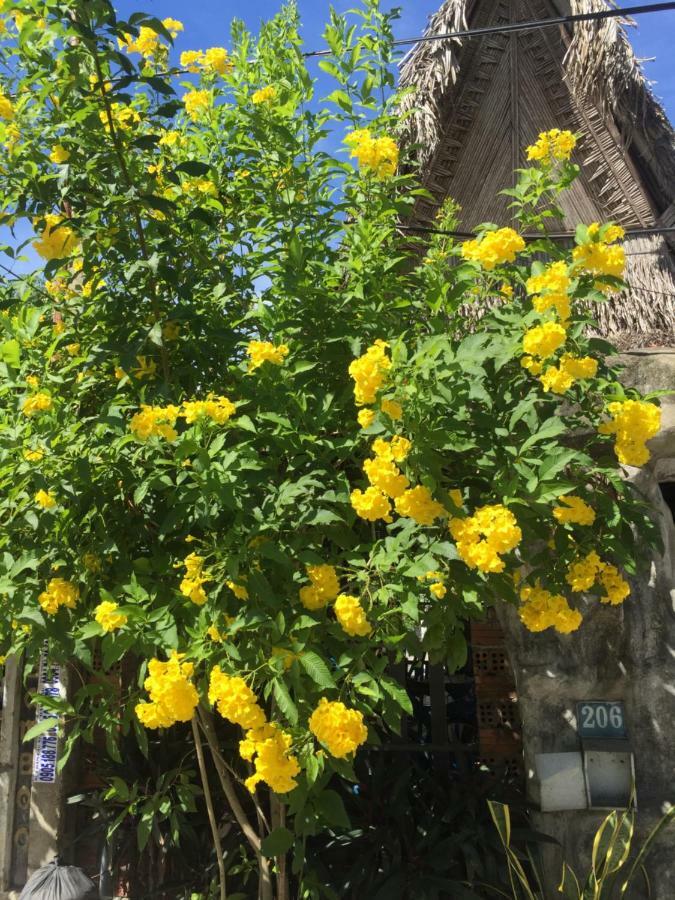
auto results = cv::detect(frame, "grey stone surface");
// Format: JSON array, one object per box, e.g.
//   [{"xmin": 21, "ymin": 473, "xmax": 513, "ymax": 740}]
[{"xmin": 498, "ymin": 349, "xmax": 675, "ymax": 896}]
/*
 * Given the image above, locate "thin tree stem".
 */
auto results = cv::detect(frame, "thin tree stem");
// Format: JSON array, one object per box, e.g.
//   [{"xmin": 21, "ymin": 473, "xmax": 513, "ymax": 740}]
[
  {"xmin": 197, "ymin": 707, "xmax": 274, "ymax": 900},
  {"xmin": 270, "ymin": 793, "xmax": 290, "ymax": 900},
  {"xmin": 192, "ymin": 717, "xmax": 227, "ymax": 900}
]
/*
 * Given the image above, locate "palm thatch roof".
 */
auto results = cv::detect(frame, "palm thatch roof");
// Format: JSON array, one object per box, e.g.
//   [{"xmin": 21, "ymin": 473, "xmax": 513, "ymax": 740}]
[{"xmin": 398, "ymin": 0, "xmax": 675, "ymax": 346}]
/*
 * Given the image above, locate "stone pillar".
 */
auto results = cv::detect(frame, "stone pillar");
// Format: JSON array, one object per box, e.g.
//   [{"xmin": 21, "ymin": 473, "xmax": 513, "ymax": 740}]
[
  {"xmin": 0, "ymin": 656, "xmax": 22, "ymax": 898},
  {"xmin": 26, "ymin": 655, "xmax": 68, "ymax": 875},
  {"xmin": 498, "ymin": 349, "xmax": 675, "ymax": 895}
]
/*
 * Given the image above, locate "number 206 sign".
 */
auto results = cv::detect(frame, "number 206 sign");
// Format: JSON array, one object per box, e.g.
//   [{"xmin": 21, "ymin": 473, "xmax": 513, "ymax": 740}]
[{"xmin": 576, "ymin": 701, "xmax": 627, "ymax": 739}]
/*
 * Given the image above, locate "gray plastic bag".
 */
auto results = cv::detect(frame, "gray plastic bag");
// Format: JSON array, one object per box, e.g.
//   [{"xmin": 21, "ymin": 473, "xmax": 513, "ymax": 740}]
[{"xmin": 19, "ymin": 859, "xmax": 98, "ymax": 900}]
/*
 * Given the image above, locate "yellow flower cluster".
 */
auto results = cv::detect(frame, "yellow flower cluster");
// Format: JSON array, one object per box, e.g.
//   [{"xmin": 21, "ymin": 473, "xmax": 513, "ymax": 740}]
[
  {"xmin": 207, "ymin": 616, "xmax": 236, "ymax": 642},
  {"xmin": 573, "ymin": 224, "xmax": 626, "ymax": 281},
  {"xmin": 22, "ymin": 392, "xmax": 52, "ymax": 417},
  {"xmin": 349, "ymin": 340, "xmax": 391, "ymax": 405},
  {"xmin": 23, "ymin": 448, "xmax": 45, "ymax": 463},
  {"xmin": 240, "ymin": 723, "xmax": 300, "ymax": 794},
  {"xmin": 120, "ymin": 18, "xmax": 183, "ymax": 57},
  {"xmin": 117, "ymin": 104, "xmax": 143, "ymax": 132},
  {"xmin": 381, "ymin": 398, "xmax": 403, "ymax": 420},
  {"xmin": 421, "ymin": 570, "xmax": 447, "ymax": 599},
  {"xmin": 566, "ymin": 550, "xmax": 601, "ymax": 592},
  {"xmin": 461, "ymin": 228, "xmax": 525, "ymax": 270},
  {"xmin": 565, "ymin": 551, "xmax": 630, "ymax": 604},
  {"xmin": 526, "ymin": 261, "xmax": 572, "ymax": 322},
  {"xmin": 363, "ymin": 455, "xmax": 409, "ymax": 499},
  {"xmin": 247, "ymin": 340, "xmax": 289, "ymax": 370},
  {"xmin": 129, "ymin": 404, "xmax": 180, "ymax": 442},
  {"xmin": 309, "ymin": 698, "xmax": 368, "ymax": 758},
  {"xmin": 32, "ymin": 214, "xmax": 79, "ymax": 260},
  {"xmin": 99, "ymin": 103, "xmax": 141, "ymax": 133},
  {"xmin": 183, "ymin": 89, "xmax": 211, "ymax": 121},
  {"xmin": 179, "ymin": 177, "xmax": 217, "ymax": 197},
  {"xmin": 522, "ymin": 322, "xmax": 567, "ymax": 360},
  {"xmin": 0, "ymin": 91, "xmax": 14, "ymax": 120},
  {"xmin": 598, "ymin": 400, "xmax": 661, "ymax": 467},
  {"xmin": 519, "ymin": 583, "xmax": 582, "ymax": 634},
  {"xmin": 373, "ymin": 436, "xmax": 411, "ymax": 463},
  {"xmin": 553, "ymin": 495, "xmax": 596, "ymax": 526},
  {"xmin": 395, "ymin": 485, "xmax": 446, "ymax": 526},
  {"xmin": 182, "ymin": 395, "xmax": 236, "ymax": 424},
  {"xmin": 178, "ymin": 553, "xmax": 209, "ymax": 606},
  {"xmin": 38, "ymin": 578, "xmax": 79, "ymax": 615},
  {"xmin": 345, "ymin": 129, "xmax": 399, "ymax": 179},
  {"xmin": 357, "ymin": 408, "xmax": 375, "ymax": 429},
  {"xmin": 35, "ymin": 489, "xmax": 56, "ymax": 509},
  {"xmin": 95, "ymin": 600, "xmax": 127, "ymax": 633},
  {"xmin": 334, "ymin": 594, "xmax": 372, "ymax": 637},
  {"xmin": 597, "ymin": 563, "xmax": 631, "ymax": 606},
  {"xmin": 538, "ymin": 354, "xmax": 598, "ymax": 394},
  {"xmin": 50, "ymin": 144, "xmax": 70, "ymax": 164},
  {"xmin": 526, "ymin": 129, "xmax": 577, "ymax": 164},
  {"xmin": 299, "ymin": 564, "xmax": 340, "ymax": 611},
  {"xmin": 136, "ymin": 652, "xmax": 198, "ymax": 729},
  {"xmin": 226, "ymin": 579, "xmax": 249, "ymax": 600},
  {"xmin": 180, "ymin": 46, "xmax": 232, "ymax": 75},
  {"xmin": 350, "ymin": 486, "xmax": 393, "ymax": 523},
  {"xmin": 252, "ymin": 85, "xmax": 277, "ymax": 105},
  {"xmin": 450, "ymin": 505, "xmax": 522, "ymax": 574},
  {"xmin": 351, "ymin": 434, "xmax": 414, "ymax": 524},
  {"xmin": 208, "ymin": 667, "xmax": 266, "ymax": 729}
]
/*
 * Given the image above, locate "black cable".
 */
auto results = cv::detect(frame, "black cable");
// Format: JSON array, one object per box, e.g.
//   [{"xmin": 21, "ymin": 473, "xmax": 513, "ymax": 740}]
[
  {"xmin": 397, "ymin": 224, "xmax": 675, "ymax": 242},
  {"xmin": 98, "ymin": 1, "xmax": 675, "ymax": 82},
  {"xmin": 303, "ymin": 1, "xmax": 675, "ymax": 59}
]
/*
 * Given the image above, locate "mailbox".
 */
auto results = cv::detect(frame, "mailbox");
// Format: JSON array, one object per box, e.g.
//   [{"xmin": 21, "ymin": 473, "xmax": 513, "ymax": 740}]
[
  {"xmin": 535, "ymin": 701, "xmax": 635, "ymax": 812},
  {"xmin": 576, "ymin": 701, "xmax": 634, "ymax": 810}
]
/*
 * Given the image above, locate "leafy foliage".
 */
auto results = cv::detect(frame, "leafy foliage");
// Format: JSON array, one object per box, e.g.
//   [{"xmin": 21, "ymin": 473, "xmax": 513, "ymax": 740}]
[{"xmin": 0, "ymin": 1, "xmax": 662, "ymax": 896}]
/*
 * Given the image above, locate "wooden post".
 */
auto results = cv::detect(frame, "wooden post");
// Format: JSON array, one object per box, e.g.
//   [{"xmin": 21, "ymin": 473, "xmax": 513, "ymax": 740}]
[{"xmin": 429, "ymin": 664, "xmax": 448, "ymax": 773}]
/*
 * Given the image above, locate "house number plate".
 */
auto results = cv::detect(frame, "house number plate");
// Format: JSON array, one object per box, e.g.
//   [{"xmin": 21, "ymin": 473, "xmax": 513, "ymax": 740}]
[{"xmin": 576, "ymin": 701, "xmax": 627, "ymax": 739}]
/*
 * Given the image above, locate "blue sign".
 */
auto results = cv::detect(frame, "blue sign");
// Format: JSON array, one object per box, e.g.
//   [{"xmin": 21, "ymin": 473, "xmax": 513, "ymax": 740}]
[{"xmin": 576, "ymin": 701, "xmax": 627, "ymax": 739}]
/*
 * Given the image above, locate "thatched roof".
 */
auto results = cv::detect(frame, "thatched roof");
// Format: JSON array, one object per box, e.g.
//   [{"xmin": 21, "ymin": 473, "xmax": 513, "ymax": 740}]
[{"xmin": 398, "ymin": 0, "xmax": 675, "ymax": 345}]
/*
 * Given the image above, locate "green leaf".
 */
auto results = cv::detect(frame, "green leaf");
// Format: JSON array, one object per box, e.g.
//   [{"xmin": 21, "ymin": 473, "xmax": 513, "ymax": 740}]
[
  {"xmin": 261, "ymin": 827, "xmax": 294, "ymax": 858},
  {"xmin": 273, "ymin": 679, "xmax": 298, "ymax": 725},
  {"xmin": 299, "ymin": 651, "xmax": 336, "ymax": 689},
  {"xmin": 316, "ymin": 789, "xmax": 350, "ymax": 828},
  {"xmin": 24, "ymin": 716, "xmax": 59, "ymax": 743},
  {"xmin": 175, "ymin": 160, "xmax": 211, "ymax": 177},
  {"xmin": 0, "ymin": 339, "xmax": 20, "ymax": 367},
  {"xmin": 520, "ymin": 418, "xmax": 566, "ymax": 454},
  {"xmin": 380, "ymin": 678, "xmax": 412, "ymax": 715},
  {"xmin": 446, "ymin": 630, "xmax": 468, "ymax": 674}
]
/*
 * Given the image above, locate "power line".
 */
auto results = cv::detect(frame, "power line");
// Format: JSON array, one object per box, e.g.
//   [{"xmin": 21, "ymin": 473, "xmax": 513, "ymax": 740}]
[
  {"xmin": 397, "ymin": 224, "xmax": 675, "ymax": 242},
  {"xmin": 304, "ymin": 1, "xmax": 675, "ymax": 59},
  {"xmin": 105, "ymin": 1, "xmax": 675, "ymax": 83}
]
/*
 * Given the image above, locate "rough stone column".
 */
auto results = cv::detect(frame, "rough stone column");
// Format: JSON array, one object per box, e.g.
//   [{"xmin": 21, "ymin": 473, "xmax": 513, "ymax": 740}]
[
  {"xmin": 498, "ymin": 349, "xmax": 675, "ymax": 895},
  {"xmin": 26, "ymin": 659, "xmax": 68, "ymax": 876},
  {"xmin": 0, "ymin": 656, "xmax": 22, "ymax": 897}
]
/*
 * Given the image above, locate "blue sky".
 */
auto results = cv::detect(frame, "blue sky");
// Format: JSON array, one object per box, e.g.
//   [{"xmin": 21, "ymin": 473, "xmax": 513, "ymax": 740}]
[
  {"xmin": 4, "ymin": 2, "xmax": 673, "ymax": 274},
  {"xmin": 115, "ymin": 0, "xmax": 675, "ymax": 117}
]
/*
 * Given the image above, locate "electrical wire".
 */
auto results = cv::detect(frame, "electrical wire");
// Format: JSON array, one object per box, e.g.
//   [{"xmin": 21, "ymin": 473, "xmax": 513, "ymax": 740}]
[
  {"xmin": 105, "ymin": 1, "xmax": 675, "ymax": 82},
  {"xmin": 397, "ymin": 224, "xmax": 675, "ymax": 242},
  {"xmin": 303, "ymin": 1, "xmax": 675, "ymax": 59}
]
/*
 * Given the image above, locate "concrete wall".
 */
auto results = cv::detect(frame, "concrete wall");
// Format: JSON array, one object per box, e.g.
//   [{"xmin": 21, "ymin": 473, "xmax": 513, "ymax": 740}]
[{"xmin": 499, "ymin": 349, "xmax": 675, "ymax": 896}]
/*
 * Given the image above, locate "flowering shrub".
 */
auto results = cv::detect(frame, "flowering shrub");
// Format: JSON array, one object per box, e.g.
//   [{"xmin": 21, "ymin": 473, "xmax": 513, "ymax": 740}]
[{"xmin": 0, "ymin": 2, "xmax": 662, "ymax": 897}]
